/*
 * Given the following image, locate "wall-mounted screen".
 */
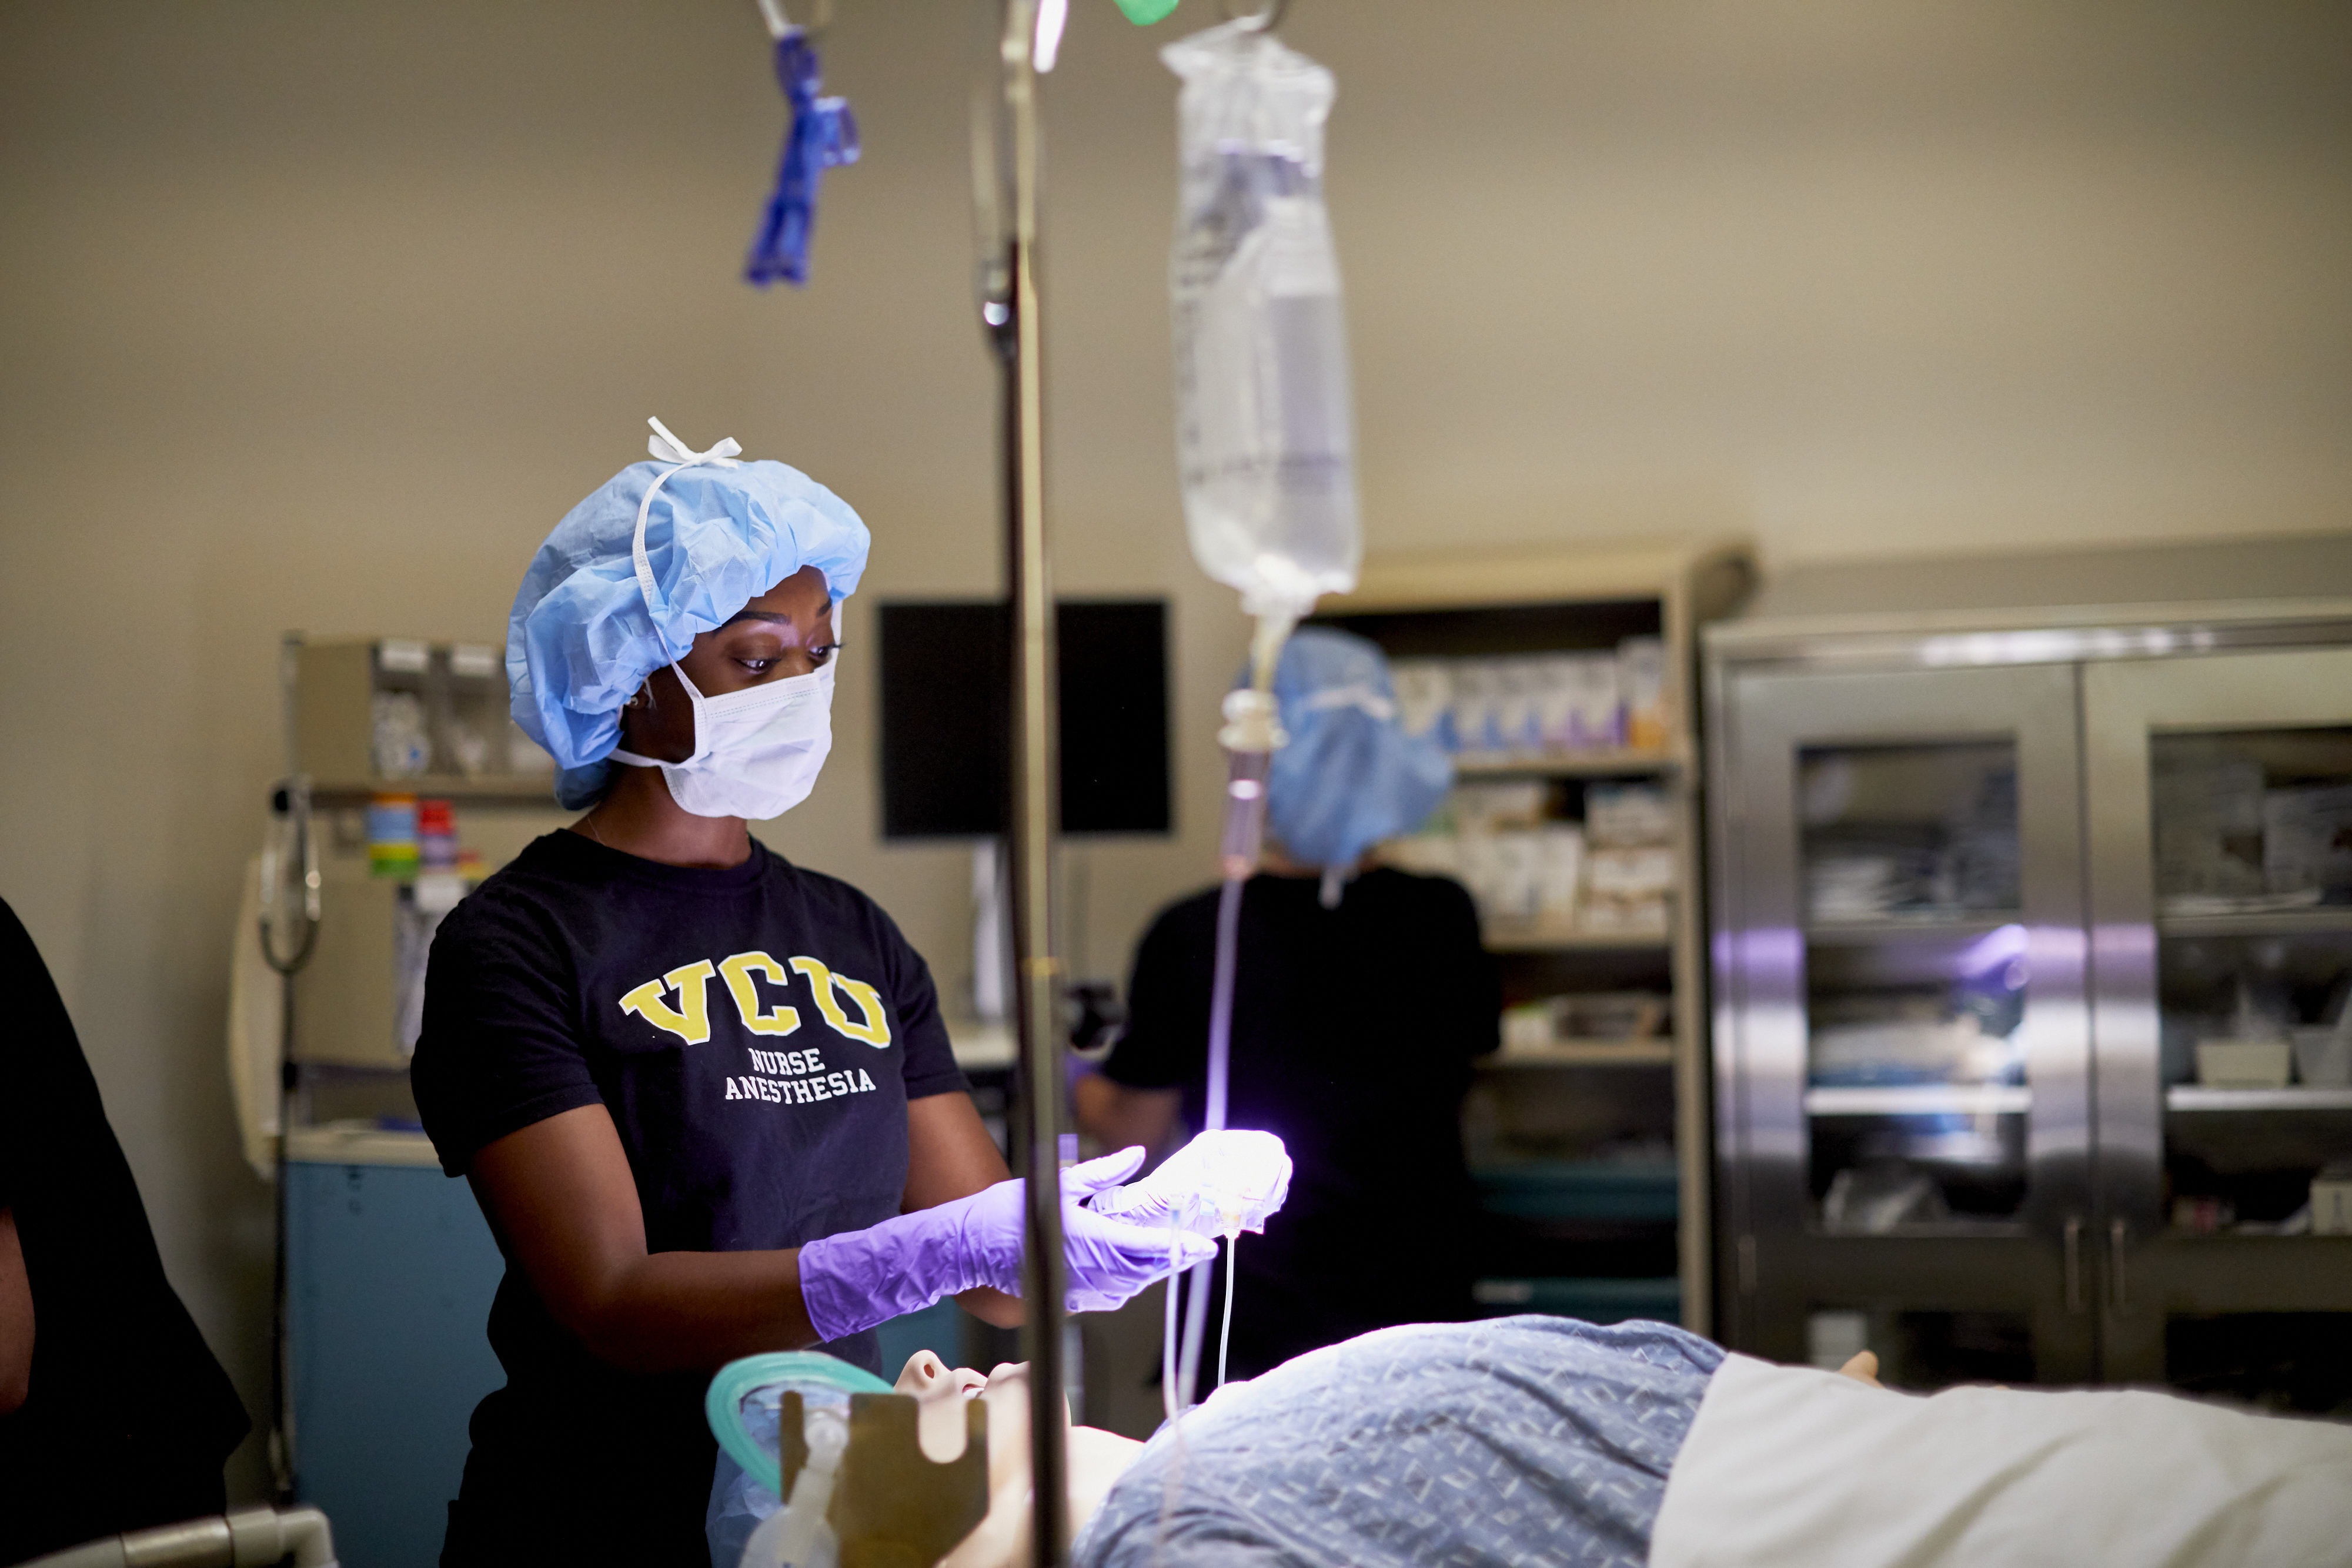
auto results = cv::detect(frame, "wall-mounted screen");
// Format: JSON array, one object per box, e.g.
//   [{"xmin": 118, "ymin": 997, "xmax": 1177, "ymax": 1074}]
[{"xmin": 878, "ymin": 599, "xmax": 1171, "ymax": 839}]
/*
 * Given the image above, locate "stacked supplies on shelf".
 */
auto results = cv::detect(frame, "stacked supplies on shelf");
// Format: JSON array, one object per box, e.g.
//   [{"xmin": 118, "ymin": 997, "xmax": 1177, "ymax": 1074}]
[
  {"xmin": 1583, "ymin": 783, "xmax": 1675, "ymax": 935},
  {"xmin": 367, "ymin": 638, "xmax": 540, "ymax": 781},
  {"xmin": 1800, "ymin": 756, "xmax": 2019, "ymax": 921},
  {"xmin": 1385, "ymin": 780, "xmax": 1675, "ymax": 938},
  {"xmin": 2160, "ymin": 753, "xmax": 2352, "ymax": 912},
  {"xmin": 1500, "ymin": 991, "xmax": 1670, "ymax": 1054},
  {"xmin": 1804, "ymin": 830, "xmax": 1943, "ymax": 921},
  {"xmin": 1808, "ymin": 998, "xmax": 2022, "ymax": 1088},
  {"xmin": 2153, "ymin": 757, "xmax": 2266, "ymax": 907},
  {"xmin": 1808, "ymin": 922, "xmax": 2031, "ymax": 1089},
  {"xmin": 364, "ymin": 794, "xmax": 486, "ymax": 1057},
  {"xmin": 1388, "ymin": 782, "xmax": 1583, "ymax": 923},
  {"xmin": 1391, "ymin": 637, "xmax": 1670, "ymax": 757},
  {"xmin": 2265, "ymin": 783, "xmax": 2352, "ymax": 901}
]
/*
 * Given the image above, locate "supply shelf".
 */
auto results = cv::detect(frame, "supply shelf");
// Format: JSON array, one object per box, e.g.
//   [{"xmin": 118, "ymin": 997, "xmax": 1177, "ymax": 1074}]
[
  {"xmin": 285, "ymin": 634, "xmax": 563, "ymax": 811},
  {"xmin": 1484, "ymin": 920, "xmax": 1673, "ymax": 953},
  {"xmin": 1804, "ymin": 1085, "xmax": 2033, "ymax": 1116},
  {"xmin": 1321, "ymin": 534, "xmax": 1755, "ymax": 1337},
  {"xmin": 1482, "ymin": 1039, "xmax": 1677, "ymax": 1068},
  {"xmin": 249, "ymin": 629, "xmax": 572, "ymax": 1568},
  {"xmin": 1454, "ymin": 747, "xmax": 1683, "ymax": 778},
  {"xmin": 947, "ymin": 1020, "xmax": 1018, "ymax": 1070},
  {"xmin": 1802, "ymin": 912, "xmax": 2023, "ymax": 945},
  {"xmin": 283, "ymin": 1122, "xmax": 442, "ymax": 1168},
  {"xmin": 2156, "ymin": 907, "xmax": 2352, "ymax": 940},
  {"xmin": 2165, "ymin": 1086, "xmax": 2352, "ymax": 1113},
  {"xmin": 1705, "ymin": 536, "xmax": 2352, "ymax": 1393},
  {"xmin": 1471, "ymin": 1158, "xmax": 1681, "ymax": 1224}
]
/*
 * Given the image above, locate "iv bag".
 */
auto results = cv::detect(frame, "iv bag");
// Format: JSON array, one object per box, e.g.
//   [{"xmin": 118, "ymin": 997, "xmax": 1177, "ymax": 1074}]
[{"xmin": 1164, "ymin": 22, "xmax": 1361, "ymax": 623}]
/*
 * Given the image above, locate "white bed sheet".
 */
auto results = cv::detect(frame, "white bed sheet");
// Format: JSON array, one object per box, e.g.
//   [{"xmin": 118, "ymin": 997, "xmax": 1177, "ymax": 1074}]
[{"xmin": 1649, "ymin": 1352, "xmax": 2352, "ymax": 1568}]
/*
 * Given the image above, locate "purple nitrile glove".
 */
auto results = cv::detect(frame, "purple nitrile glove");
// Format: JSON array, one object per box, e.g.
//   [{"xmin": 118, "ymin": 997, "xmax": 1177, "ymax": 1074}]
[{"xmin": 796, "ymin": 1146, "xmax": 1215, "ymax": 1343}]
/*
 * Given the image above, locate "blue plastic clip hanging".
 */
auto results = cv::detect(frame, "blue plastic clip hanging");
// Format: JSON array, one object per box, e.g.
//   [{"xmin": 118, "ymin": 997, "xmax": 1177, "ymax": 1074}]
[{"xmin": 744, "ymin": 15, "xmax": 858, "ymax": 289}]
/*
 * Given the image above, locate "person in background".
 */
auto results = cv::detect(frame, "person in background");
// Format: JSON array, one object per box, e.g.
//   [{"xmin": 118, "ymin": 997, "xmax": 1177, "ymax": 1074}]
[
  {"xmin": 410, "ymin": 423, "xmax": 1206, "ymax": 1566},
  {"xmin": 0, "ymin": 897, "xmax": 251, "ymax": 1564},
  {"xmin": 1075, "ymin": 627, "xmax": 1498, "ymax": 1379}
]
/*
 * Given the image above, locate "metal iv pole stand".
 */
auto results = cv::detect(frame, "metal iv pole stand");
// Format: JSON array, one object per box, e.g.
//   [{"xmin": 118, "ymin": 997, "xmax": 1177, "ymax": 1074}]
[{"xmin": 982, "ymin": 4, "xmax": 1070, "ymax": 1563}]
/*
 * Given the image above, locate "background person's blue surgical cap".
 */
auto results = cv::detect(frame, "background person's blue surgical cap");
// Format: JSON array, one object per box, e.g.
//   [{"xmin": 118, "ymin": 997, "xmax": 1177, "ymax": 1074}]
[
  {"xmin": 1260, "ymin": 627, "xmax": 1453, "ymax": 888},
  {"xmin": 509, "ymin": 442, "xmax": 870, "ymax": 809}
]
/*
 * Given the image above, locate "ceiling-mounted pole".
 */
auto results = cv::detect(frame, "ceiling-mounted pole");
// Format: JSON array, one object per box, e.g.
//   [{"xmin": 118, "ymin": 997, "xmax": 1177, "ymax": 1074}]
[{"xmin": 986, "ymin": 4, "xmax": 1070, "ymax": 1563}]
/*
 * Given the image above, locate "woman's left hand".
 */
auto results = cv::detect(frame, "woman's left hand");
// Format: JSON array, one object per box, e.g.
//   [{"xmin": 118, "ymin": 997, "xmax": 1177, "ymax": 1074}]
[{"xmin": 799, "ymin": 1149, "xmax": 1215, "ymax": 1341}]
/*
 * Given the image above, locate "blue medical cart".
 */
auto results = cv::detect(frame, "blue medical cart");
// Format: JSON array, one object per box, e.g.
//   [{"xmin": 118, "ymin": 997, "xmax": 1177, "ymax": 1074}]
[{"xmin": 284, "ymin": 1143, "xmax": 506, "ymax": 1568}]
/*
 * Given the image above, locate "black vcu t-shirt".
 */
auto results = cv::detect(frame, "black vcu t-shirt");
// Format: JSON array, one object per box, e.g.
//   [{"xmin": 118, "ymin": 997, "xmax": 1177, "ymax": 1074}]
[
  {"xmin": 1102, "ymin": 867, "xmax": 1499, "ymax": 1379},
  {"xmin": 410, "ymin": 832, "xmax": 966, "ymax": 1565}
]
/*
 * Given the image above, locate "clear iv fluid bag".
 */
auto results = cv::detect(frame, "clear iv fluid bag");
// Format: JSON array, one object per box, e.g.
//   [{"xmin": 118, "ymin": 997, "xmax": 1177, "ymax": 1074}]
[{"xmin": 1164, "ymin": 23, "xmax": 1361, "ymax": 623}]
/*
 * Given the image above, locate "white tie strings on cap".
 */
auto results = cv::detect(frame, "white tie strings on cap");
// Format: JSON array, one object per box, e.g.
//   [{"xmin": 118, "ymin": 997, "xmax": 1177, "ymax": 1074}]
[
  {"xmin": 634, "ymin": 417, "xmax": 746, "ymax": 664},
  {"xmin": 647, "ymin": 415, "xmax": 743, "ymax": 470}
]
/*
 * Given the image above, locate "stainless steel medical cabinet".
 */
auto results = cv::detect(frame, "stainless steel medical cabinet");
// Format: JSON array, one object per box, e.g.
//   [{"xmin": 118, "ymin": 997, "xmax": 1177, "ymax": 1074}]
[{"xmin": 1705, "ymin": 533, "xmax": 2352, "ymax": 1401}]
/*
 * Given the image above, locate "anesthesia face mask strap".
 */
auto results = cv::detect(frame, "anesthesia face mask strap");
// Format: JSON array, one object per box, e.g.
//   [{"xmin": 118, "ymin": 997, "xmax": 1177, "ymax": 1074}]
[{"xmin": 611, "ymin": 416, "xmax": 744, "ymax": 768}]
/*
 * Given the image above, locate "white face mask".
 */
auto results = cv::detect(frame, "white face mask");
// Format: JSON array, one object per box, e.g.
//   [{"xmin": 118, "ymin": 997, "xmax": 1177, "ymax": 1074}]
[
  {"xmin": 605, "ymin": 419, "xmax": 840, "ymax": 821},
  {"xmin": 611, "ymin": 656, "xmax": 836, "ymax": 821}
]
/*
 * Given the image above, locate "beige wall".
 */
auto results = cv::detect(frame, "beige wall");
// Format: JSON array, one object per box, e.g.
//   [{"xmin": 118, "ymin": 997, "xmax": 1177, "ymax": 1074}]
[{"xmin": 2, "ymin": 0, "xmax": 2346, "ymax": 1500}]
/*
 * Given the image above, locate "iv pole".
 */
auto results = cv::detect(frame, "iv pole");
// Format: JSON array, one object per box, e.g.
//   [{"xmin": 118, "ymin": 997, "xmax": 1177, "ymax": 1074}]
[{"xmin": 981, "ymin": 4, "xmax": 1071, "ymax": 1562}]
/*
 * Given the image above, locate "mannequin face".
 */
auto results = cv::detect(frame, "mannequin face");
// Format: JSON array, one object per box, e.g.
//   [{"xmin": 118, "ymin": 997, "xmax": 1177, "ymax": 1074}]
[{"xmin": 893, "ymin": 1352, "xmax": 1147, "ymax": 1568}]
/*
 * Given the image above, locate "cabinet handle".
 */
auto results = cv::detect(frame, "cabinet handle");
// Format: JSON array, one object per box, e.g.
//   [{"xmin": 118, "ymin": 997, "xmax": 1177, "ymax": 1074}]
[
  {"xmin": 2108, "ymin": 1217, "xmax": 2129, "ymax": 1312},
  {"xmin": 2063, "ymin": 1216, "xmax": 2084, "ymax": 1314}
]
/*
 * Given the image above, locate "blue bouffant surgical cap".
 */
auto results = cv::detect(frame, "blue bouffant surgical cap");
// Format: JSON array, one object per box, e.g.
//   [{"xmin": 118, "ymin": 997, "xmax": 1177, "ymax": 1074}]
[
  {"xmin": 1259, "ymin": 627, "xmax": 1453, "ymax": 897},
  {"xmin": 509, "ymin": 419, "xmax": 871, "ymax": 808}
]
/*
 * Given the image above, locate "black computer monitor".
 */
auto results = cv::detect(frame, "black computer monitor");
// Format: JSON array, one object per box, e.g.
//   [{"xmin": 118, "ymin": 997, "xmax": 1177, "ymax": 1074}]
[{"xmin": 877, "ymin": 599, "xmax": 1171, "ymax": 839}]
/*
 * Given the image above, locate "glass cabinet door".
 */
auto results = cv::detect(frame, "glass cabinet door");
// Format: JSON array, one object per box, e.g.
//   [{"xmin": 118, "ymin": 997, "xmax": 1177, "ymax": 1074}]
[
  {"xmin": 2084, "ymin": 647, "xmax": 2352, "ymax": 1407},
  {"xmin": 1715, "ymin": 663, "xmax": 2093, "ymax": 1383}
]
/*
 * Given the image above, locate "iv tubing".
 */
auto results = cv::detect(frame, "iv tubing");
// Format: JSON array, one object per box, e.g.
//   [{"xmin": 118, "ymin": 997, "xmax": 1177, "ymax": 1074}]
[
  {"xmin": 1218, "ymin": 1234, "xmax": 1237, "ymax": 1390},
  {"xmin": 1162, "ymin": 1221, "xmax": 1184, "ymax": 1427},
  {"xmin": 1175, "ymin": 827, "xmax": 1252, "ymax": 1409},
  {"xmin": 1175, "ymin": 1254, "xmax": 1210, "ymax": 1415},
  {"xmin": 1202, "ymin": 875, "xmax": 1245, "ymax": 1131},
  {"xmin": 1171, "ymin": 608, "xmax": 1294, "ymax": 1412}
]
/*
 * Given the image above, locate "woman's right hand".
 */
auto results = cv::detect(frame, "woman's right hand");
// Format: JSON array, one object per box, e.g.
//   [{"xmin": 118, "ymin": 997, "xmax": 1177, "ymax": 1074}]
[
  {"xmin": 1086, "ymin": 1128, "xmax": 1293, "ymax": 1238},
  {"xmin": 1026, "ymin": 1147, "xmax": 1222, "ymax": 1312}
]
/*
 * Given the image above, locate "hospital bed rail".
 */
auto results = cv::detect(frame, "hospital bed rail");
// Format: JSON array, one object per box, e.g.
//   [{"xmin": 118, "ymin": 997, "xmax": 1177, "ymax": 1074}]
[{"xmin": 18, "ymin": 1505, "xmax": 336, "ymax": 1568}]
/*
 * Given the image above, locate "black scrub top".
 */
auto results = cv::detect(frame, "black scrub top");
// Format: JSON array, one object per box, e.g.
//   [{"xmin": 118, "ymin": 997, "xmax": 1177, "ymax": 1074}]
[
  {"xmin": 0, "ymin": 897, "xmax": 250, "ymax": 1564},
  {"xmin": 1100, "ymin": 867, "xmax": 1499, "ymax": 1379},
  {"xmin": 410, "ymin": 831, "xmax": 966, "ymax": 1566}
]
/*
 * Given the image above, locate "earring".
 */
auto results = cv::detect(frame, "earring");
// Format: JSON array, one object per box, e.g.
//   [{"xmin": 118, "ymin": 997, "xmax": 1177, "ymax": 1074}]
[{"xmin": 624, "ymin": 690, "xmax": 647, "ymax": 710}]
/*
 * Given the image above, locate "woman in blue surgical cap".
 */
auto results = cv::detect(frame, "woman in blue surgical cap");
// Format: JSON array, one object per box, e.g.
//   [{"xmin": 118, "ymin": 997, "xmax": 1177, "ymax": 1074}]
[
  {"xmin": 1075, "ymin": 627, "xmax": 1500, "ymax": 1380},
  {"xmin": 410, "ymin": 422, "xmax": 1210, "ymax": 1566}
]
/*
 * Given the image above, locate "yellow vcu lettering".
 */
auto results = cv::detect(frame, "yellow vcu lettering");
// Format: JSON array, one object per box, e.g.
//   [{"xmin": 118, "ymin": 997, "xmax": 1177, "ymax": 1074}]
[
  {"xmin": 788, "ymin": 956, "xmax": 893, "ymax": 1048},
  {"xmin": 718, "ymin": 951, "xmax": 802, "ymax": 1037},
  {"xmin": 617, "ymin": 959, "xmax": 719, "ymax": 1045}
]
